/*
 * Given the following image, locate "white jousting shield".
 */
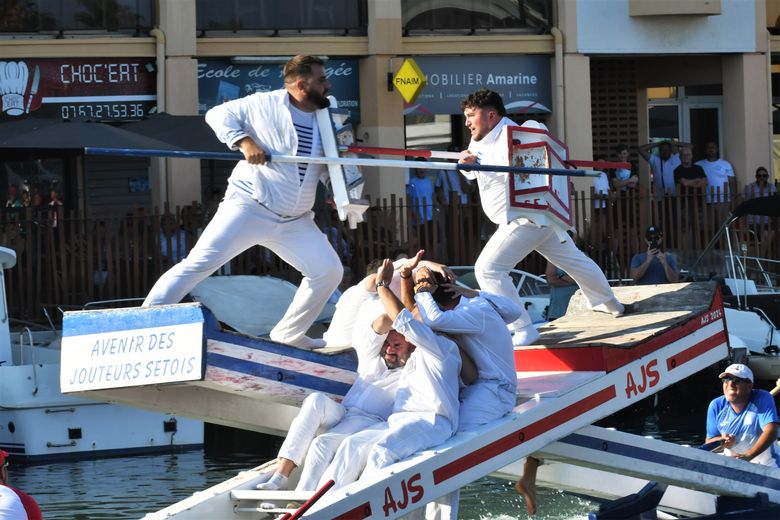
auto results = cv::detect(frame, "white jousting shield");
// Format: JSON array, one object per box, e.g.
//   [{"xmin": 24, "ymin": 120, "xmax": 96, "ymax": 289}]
[{"xmin": 506, "ymin": 124, "xmax": 574, "ymax": 229}]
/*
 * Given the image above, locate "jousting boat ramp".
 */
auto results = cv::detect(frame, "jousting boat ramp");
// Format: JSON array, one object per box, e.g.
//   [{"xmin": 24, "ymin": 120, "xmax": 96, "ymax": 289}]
[{"xmin": 59, "ymin": 281, "xmax": 780, "ymax": 518}]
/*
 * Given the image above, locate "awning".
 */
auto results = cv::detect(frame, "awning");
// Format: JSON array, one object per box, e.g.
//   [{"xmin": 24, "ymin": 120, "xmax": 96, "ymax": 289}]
[
  {"xmin": 121, "ymin": 113, "xmax": 226, "ymax": 153},
  {"xmin": 0, "ymin": 118, "xmax": 182, "ymax": 154}
]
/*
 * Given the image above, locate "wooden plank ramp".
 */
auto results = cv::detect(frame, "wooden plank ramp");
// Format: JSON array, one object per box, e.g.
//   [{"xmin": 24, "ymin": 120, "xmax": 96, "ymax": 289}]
[{"xmin": 61, "ymin": 282, "xmax": 733, "ymax": 519}]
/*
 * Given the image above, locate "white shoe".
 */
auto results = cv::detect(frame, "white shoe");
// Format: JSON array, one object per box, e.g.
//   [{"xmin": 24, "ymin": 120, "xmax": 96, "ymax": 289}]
[
  {"xmin": 271, "ymin": 334, "xmax": 326, "ymax": 350},
  {"xmin": 593, "ymin": 299, "xmax": 625, "ymax": 316},
  {"xmin": 512, "ymin": 325, "xmax": 540, "ymax": 346},
  {"xmin": 256, "ymin": 472, "xmax": 289, "ymax": 490}
]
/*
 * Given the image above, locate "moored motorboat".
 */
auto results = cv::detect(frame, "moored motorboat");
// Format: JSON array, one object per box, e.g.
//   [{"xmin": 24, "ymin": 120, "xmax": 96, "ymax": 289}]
[{"xmin": 0, "ymin": 246, "xmax": 203, "ymax": 462}]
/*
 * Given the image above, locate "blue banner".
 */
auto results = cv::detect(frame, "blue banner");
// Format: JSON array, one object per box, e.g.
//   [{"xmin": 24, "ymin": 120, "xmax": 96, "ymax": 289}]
[
  {"xmin": 197, "ymin": 58, "xmax": 361, "ymax": 123},
  {"xmin": 407, "ymin": 55, "xmax": 552, "ymax": 116}
]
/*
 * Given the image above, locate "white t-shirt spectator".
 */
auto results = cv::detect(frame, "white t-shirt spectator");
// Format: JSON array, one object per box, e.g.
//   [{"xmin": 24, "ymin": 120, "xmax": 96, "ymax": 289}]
[
  {"xmin": 696, "ymin": 158, "xmax": 735, "ymax": 203},
  {"xmin": 649, "ymin": 153, "xmax": 681, "ymax": 197},
  {"xmin": 593, "ymin": 171, "xmax": 610, "ymax": 209}
]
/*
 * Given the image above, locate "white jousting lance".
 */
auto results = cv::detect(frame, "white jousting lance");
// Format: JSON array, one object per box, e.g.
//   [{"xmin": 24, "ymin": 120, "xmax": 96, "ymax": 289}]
[
  {"xmin": 343, "ymin": 145, "xmax": 632, "ymax": 170},
  {"xmin": 83, "ymin": 147, "xmax": 601, "ymax": 178}
]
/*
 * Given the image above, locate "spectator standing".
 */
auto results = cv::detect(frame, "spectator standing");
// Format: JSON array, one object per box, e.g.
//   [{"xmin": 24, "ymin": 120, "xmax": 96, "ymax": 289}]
[
  {"xmin": 591, "ymin": 157, "xmax": 613, "ymax": 270},
  {"xmin": 638, "ymin": 140, "xmax": 690, "ymax": 230},
  {"xmin": 592, "ymin": 168, "xmax": 610, "ymax": 210},
  {"xmin": 695, "ymin": 141, "xmax": 735, "ymax": 204},
  {"xmin": 406, "ymin": 157, "xmax": 435, "ymax": 248},
  {"xmin": 673, "ymin": 146, "xmax": 707, "ymax": 190},
  {"xmin": 630, "ymin": 226, "xmax": 679, "ymax": 285},
  {"xmin": 4, "ymin": 185, "xmax": 20, "ymax": 209},
  {"xmin": 673, "ymin": 146, "xmax": 707, "ymax": 245},
  {"xmin": 0, "ymin": 449, "xmax": 42, "ymax": 520},
  {"xmin": 611, "ymin": 144, "xmax": 639, "ymax": 254},
  {"xmin": 744, "ymin": 166, "xmax": 777, "ymax": 257},
  {"xmin": 744, "ymin": 167, "xmax": 777, "ymax": 226},
  {"xmin": 159, "ymin": 214, "xmax": 187, "ymax": 267},
  {"xmin": 48, "ymin": 188, "xmax": 63, "ymax": 228},
  {"xmin": 638, "ymin": 140, "xmax": 690, "ymax": 198},
  {"xmin": 611, "ymin": 144, "xmax": 638, "ymax": 192}
]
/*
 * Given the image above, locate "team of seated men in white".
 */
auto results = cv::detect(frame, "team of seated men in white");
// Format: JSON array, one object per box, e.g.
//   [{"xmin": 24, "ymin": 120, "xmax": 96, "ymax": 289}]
[{"xmin": 255, "ymin": 250, "xmax": 521, "ymax": 518}]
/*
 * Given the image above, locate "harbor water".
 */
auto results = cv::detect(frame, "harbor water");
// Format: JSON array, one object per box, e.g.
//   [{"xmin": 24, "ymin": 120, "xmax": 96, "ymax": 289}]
[
  {"xmin": 7, "ymin": 410, "xmax": 705, "ymax": 519},
  {"xmin": 8, "ymin": 453, "xmax": 596, "ymax": 519}
]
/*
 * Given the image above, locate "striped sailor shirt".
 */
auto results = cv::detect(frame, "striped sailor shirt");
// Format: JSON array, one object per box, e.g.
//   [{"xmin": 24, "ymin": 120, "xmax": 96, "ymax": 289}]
[{"xmin": 206, "ymin": 89, "xmax": 328, "ymax": 218}]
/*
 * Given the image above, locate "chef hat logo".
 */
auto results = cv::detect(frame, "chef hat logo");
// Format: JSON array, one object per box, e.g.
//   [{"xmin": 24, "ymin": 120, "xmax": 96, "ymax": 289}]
[{"xmin": 0, "ymin": 61, "xmax": 30, "ymax": 116}]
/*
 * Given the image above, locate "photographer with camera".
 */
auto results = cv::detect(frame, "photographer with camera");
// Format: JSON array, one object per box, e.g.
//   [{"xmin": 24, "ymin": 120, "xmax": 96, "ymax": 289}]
[{"xmin": 630, "ymin": 226, "xmax": 679, "ymax": 285}]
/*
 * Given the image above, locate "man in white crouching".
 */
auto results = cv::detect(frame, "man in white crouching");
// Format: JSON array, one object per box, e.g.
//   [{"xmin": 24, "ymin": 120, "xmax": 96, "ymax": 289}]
[
  {"xmin": 257, "ymin": 273, "xmax": 413, "ymax": 491},
  {"xmin": 310, "ymin": 259, "xmax": 466, "ymax": 497}
]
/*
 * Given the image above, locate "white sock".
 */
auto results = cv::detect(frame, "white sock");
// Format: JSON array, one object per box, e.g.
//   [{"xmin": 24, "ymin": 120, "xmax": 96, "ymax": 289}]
[
  {"xmin": 271, "ymin": 334, "xmax": 326, "ymax": 350},
  {"xmin": 511, "ymin": 325, "xmax": 540, "ymax": 346},
  {"xmin": 255, "ymin": 471, "xmax": 274, "ymax": 485},
  {"xmin": 593, "ymin": 299, "xmax": 625, "ymax": 315},
  {"xmin": 256, "ymin": 472, "xmax": 289, "ymax": 490}
]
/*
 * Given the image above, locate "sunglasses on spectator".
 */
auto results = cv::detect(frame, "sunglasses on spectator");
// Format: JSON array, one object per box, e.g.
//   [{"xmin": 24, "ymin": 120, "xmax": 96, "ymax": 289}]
[
  {"xmin": 757, "ymin": 174, "xmax": 769, "ymax": 179},
  {"xmin": 721, "ymin": 376, "xmax": 748, "ymax": 384}
]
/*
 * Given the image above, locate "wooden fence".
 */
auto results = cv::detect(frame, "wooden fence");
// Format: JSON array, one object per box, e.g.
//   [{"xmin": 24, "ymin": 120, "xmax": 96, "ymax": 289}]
[{"xmin": 2, "ymin": 185, "xmax": 777, "ymax": 325}]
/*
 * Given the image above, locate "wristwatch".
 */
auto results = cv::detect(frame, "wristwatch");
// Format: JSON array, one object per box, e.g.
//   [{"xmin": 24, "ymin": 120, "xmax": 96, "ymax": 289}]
[{"xmin": 375, "ymin": 279, "xmax": 390, "ymax": 289}]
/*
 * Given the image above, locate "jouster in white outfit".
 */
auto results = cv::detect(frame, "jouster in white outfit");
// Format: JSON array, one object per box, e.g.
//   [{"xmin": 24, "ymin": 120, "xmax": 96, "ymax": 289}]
[
  {"xmin": 142, "ymin": 89, "xmax": 342, "ymax": 347},
  {"xmin": 417, "ymin": 290, "xmax": 521, "ymax": 520},
  {"xmin": 415, "ymin": 290, "xmax": 520, "ymax": 430},
  {"xmin": 465, "ymin": 117, "xmax": 621, "ymax": 341},
  {"xmin": 324, "ymin": 259, "xmax": 407, "ymax": 348},
  {"xmin": 322, "ymin": 283, "xmax": 375, "ymax": 348},
  {"xmin": 276, "ymin": 319, "xmax": 403, "ymax": 491},
  {"xmin": 317, "ymin": 309, "xmax": 461, "ymax": 490}
]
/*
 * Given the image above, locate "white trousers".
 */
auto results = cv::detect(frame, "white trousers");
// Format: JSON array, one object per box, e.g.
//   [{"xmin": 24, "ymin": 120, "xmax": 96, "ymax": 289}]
[
  {"xmin": 320, "ymin": 413, "xmax": 453, "ymax": 492},
  {"xmin": 475, "ymin": 220, "xmax": 615, "ymax": 330},
  {"xmin": 143, "ymin": 191, "xmax": 342, "ymax": 344},
  {"xmin": 277, "ymin": 393, "xmax": 382, "ymax": 491},
  {"xmin": 317, "ymin": 423, "xmax": 387, "ymax": 490},
  {"xmin": 427, "ymin": 382, "xmax": 516, "ymax": 520},
  {"xmin": 457, "ymin": 381, "xmax": 515, "ymax": 433},
  {"xmin": 363, "ymin": 413, "xmax": 453, "ymax": 480}
]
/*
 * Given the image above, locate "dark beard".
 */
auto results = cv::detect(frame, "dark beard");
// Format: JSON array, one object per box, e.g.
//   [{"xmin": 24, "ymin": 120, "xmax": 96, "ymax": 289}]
[{"xmin": 305, "ymin": 89, "xmax": 330, "ymax": 109}]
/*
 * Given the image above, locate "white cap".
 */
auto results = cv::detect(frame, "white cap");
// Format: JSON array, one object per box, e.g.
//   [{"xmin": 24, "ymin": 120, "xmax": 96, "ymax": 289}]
[{"xmin": 718, "ymin": 363, "xmax": 753, "ymax": 383}]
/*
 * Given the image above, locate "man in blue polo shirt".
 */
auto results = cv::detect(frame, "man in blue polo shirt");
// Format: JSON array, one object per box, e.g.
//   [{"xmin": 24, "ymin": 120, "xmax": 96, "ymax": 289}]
[{"xmin": 705, "ymin": 364, "xmax": 780, "ymax": 467}]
